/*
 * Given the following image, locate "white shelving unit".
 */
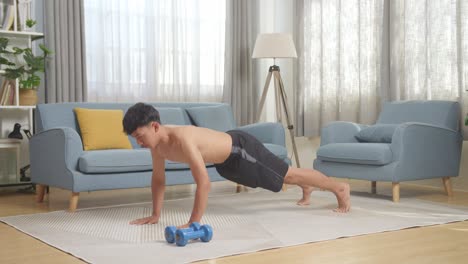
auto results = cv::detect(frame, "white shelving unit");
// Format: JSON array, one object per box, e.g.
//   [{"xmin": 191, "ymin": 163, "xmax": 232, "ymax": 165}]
[
  {"xmin": 0, "ymin": 0, "xmax": 43, "ymax": 186},
  {"xmin": 0, "ymin": 138, "xmax": 21, "ymax": 186}
]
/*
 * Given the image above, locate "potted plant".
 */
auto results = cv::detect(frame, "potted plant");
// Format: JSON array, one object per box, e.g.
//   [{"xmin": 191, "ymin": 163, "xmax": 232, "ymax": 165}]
[{"xmin": 0, "ymin": 37, "xmax": 52, "ymax": 105}]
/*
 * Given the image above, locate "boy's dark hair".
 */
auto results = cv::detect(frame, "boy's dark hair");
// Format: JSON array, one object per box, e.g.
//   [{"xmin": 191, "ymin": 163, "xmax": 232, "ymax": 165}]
[{"xmin": 123, "ymin": 102, "xmax": 161, "ymax": 135}]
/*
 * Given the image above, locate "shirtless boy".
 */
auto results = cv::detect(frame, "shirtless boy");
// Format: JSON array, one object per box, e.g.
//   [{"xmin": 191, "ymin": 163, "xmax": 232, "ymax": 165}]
[{"xmin": 123, "ymin": 103, "xmax": 350, "ymax": 228}]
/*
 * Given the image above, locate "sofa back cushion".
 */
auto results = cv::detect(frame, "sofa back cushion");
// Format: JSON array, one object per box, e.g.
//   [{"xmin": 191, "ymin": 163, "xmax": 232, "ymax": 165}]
[
  {"xmin": 186, "ymin": 104, "xmax": 236, "ymax": 131},
  {"xmin": 376, "ymin": 100, "xmax": 460, "ymax": 131},
  {"xmin": 158, "ymin": 107, "xmax": 186, "ymax": 125}
]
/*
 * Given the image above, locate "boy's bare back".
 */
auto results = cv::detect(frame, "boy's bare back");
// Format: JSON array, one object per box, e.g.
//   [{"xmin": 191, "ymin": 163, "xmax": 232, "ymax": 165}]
[{"xmin": 149, "ymin": 125, "xmax": 232, "ymax": 165}]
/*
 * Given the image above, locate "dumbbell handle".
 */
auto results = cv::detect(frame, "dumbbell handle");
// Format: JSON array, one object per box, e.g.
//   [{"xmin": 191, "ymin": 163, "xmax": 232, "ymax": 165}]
[
  {"xmin": 180, "ymin": 229, "xmax": 205, "ymax": 239},
  {"xmin": 176, "ymin": 225, "xmax": 212, "ymax": 246}
]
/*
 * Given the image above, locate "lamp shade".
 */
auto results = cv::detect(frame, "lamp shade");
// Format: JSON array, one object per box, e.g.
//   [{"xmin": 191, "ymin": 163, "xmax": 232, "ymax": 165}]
[{"xmin": 252, "ymin": 33, "xmax": 297, "ymax": 59}]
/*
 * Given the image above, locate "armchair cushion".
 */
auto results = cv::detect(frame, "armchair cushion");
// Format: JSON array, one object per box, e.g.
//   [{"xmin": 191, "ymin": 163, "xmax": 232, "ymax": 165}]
[
  {"xmin": 355, "ymin": 124, "xmax": 398, "ymax": 143},
  {"xmin": 317, "ymin": 143, "xmax": 393, "ymax": 165}
]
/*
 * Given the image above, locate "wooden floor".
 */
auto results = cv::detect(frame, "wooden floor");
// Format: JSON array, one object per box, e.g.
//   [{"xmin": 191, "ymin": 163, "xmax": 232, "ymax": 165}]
[{"xmin": 1, "ymin": 137, "xmax": 468, "ymax": 263}]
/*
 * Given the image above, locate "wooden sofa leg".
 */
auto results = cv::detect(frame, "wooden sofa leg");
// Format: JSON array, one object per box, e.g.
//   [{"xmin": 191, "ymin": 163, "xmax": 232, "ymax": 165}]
[
  {"xmin": 442, "ymin": 177, "xmax": 453, "ymax": 197},
  {"xmin": 282, "ymin": 184, "xmax": 288, "ymax": 191},
  {"xmin": 236, "ymin": 184, "xmax": 242, "ymax": 193},
  {"xmin": 392, "ymin": 182, "xmax": 400, "ymax": 202},
  {"xmin": 371, "ymin": 181, "xmax": 377, "ymax": 194},
  {"xmin": 69, "ymin": 192, "xmax": 80, "ymax": 212},
  {"xmin": 36, "ymin": 184, "xmax": 47, "ymax": 202}
]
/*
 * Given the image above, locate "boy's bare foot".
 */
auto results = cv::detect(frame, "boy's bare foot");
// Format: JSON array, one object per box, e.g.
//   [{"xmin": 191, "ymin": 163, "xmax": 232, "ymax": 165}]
[
  {"xmin": 333, "ymin": 183, "xmax": 351, "ymax": 213},
  {"xmin": 297, "ymin": 186, "xmax": 314, "ymax": 206}
]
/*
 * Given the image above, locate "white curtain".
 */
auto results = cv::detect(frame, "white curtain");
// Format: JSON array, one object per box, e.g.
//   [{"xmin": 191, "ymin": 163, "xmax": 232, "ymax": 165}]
[
  {"xmin": 388, "ymin": 0, "xmax": 467, "ymax": 101},
  {"xmin": 297, "ymin": 0, "xmax": 384, "ymax": 136},
  {"xmin": 297, "ymin": 0, "xmax": 468, "ymax": 137},
  {"xmin": 83, "ymin": 0, "xmax": 226, "ymax": 102}
]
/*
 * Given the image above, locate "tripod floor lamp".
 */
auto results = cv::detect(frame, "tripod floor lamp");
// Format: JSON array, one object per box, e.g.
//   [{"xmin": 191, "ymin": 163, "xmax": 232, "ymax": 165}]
[{"xmin": 252, "ymin": 33, "xmax": 300, "ymax": 168}]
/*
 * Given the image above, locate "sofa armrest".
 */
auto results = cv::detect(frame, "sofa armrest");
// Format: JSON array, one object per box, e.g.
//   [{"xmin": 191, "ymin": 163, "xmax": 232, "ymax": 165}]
[
  {"xmin": 30, "ymin": 127, "xmax": 84, "ymax": 190},
  {"xmin": 390, "ymin": 122, "xmax": 462, "ymax": 180},
  {"xmin": 237, "ymin": 122, "xmax": 285, "ymax": 147},
  {"xmin": 320, "ymin": 121, "xmax": 365, "ymax": 146}
]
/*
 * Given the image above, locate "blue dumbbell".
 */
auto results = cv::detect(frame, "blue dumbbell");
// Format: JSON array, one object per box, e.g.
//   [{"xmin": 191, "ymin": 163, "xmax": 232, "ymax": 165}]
[
  {"xmin": 165, "ymin": 222, "xmax": 201, "ymax": 244},
  {"xmin": 175, "ymin": 224, "xmax": 213, "ymax": 247}
]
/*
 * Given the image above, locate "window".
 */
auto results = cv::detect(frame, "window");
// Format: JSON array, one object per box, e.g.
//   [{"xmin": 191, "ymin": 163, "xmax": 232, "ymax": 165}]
[{"xmin": 84, "ymin": 0, "xmax": 226, "ymax": 102}]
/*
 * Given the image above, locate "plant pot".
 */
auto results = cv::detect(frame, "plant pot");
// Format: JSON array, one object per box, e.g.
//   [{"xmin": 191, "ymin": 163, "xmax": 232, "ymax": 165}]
[{"xmin": 19, "ymin": 89, "xmax": 37, "ymax": 106}]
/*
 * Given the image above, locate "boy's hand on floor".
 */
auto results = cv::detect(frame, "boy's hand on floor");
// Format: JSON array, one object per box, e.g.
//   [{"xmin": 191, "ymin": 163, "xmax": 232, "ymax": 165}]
[{"xmin": 129, "ymin": 215, "xmax": 159, "ymax": 225}]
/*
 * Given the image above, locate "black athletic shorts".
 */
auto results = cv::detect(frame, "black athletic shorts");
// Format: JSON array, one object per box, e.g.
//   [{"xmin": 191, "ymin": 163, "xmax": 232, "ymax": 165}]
[{"xmin": 214, "ymin": 130, "xmax": 289, "ymax": 192}]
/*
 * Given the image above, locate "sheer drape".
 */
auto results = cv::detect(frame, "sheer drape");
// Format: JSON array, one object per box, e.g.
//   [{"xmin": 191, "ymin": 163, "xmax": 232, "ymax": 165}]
[
  {"xmin": 83, "ymin": 0, "xmax": 225, "ymax": 102},
  {"xmin": 297, "ymin": 0, "xmax": 467, "ymax": 137},
  {"xmin": 296, "ymin": 0, "xmax": 384, "ymax": 136},
  {"xmin": 388, "ymin": 0, "xmax": 466, "ymax": 101}
]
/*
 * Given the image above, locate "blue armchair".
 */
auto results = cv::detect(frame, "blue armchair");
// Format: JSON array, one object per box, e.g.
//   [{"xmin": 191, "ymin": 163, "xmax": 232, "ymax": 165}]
[{"xmin": 313, "ymin": 100, "xmax": 463, "ymax": 202}]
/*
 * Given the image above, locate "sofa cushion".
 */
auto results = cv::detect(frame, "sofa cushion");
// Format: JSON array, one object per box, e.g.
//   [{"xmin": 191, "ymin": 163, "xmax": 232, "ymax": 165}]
[
  {"xmin": 355, "ymin": 124, "xmax": 398, "ymax": 143},
  {"xmin": 186, "ymin": 105, "xmax": 236, "ymax": 132},
  {"xmin": 79, "ymin": 149, "xmax": 152, "ymax": 173},
  {"xmin": 74, "ymin": 108, "xmax": 132, "ymax": 150},
  {"xmin": 317, "ymin": 143, "xmax": 393, "ymax": 165},
  {"xmin": 157, "ymin": 107, "xmax": 186, "ymax": 125},
  {"xmin": 78, "ymin": 149, "xmax": 214, "ymax": 173}
]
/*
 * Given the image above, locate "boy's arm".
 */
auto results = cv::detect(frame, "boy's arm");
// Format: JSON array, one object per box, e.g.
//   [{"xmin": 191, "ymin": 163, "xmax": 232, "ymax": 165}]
[
  {"xmin": 183, "ymin": 142, "xmax": 211, "ymax": 226},
  {"xmin": 130, "ymin": 150, "xmax": 166, "ymax": 225}
]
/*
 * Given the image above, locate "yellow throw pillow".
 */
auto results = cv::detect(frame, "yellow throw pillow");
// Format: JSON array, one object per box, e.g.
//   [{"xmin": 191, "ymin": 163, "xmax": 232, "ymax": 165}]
[{"xmin": 74, "ymin": 108, "xmax": 132, "ymax": 151}]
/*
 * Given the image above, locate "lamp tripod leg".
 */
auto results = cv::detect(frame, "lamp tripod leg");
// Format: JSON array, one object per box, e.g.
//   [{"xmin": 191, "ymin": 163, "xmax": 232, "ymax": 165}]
[
  {"xmin": 274, "ymin": 76, "xmax": 282, "ymax": 122},
  {"xmin": 273, "ymin": 71, "xmax": 301, "ymax": 168},
  {"xmin": 256, "ymin": 71, "xmax": 273, "ymax": 122}
]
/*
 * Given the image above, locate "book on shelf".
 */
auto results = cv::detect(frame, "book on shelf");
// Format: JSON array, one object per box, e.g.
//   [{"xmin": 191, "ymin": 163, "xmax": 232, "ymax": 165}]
[
  {"xmin": 0, "ymin": 79, "xmax": 15, "ymax": 105},
  {"xmin": 0, "ymin": 82, "xmax": 9, "ymax": 105},
  {"xmin": 0, "ymin": 80, "xmax": 7, "ymax": 104},
  {"xmin": 1, "ymin": 4, "xmax": 15, "ymax": 31},
  {"xmin": 0, "ymin": 80, "xmax": 6, "ymax": 103},
  {"xmin": 6, "ymin": 80, "xmax": 15, "ymax": 105}
]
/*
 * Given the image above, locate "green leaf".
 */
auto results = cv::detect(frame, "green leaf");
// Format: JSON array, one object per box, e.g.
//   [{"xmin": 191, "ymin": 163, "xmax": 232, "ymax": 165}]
[
  {"xmin": 26, "ymin": 19, "xmax": 37, "ymax": 28},
  {"xmin": 39, "ymin": 44, "xmax": 52, "ymax": 55},
  {"xmin": 0, "ymin": 57, "xmax": 14, "ymax": 66}
]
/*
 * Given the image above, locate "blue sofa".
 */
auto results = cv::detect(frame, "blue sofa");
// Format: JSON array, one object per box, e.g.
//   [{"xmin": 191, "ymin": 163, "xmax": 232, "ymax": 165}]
[
  {"xmin": 31, "ymin": 102, "xmax": 289, "ymax": 211},
  {"xmin": 313, "ymin": 100, "xmax": 462, "ymax": 202}
]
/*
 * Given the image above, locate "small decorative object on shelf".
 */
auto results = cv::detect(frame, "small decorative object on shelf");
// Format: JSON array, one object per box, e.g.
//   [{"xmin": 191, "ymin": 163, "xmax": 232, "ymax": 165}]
[{"xmin": 8, "ymin": 123, "xmax": 23, "ymax": 139}]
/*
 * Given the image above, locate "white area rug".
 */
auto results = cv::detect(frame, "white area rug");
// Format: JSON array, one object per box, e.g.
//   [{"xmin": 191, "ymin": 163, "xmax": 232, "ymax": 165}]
[{"xmin": 2, "ymin": 188, "xmax": 468, "ymax": 264}]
